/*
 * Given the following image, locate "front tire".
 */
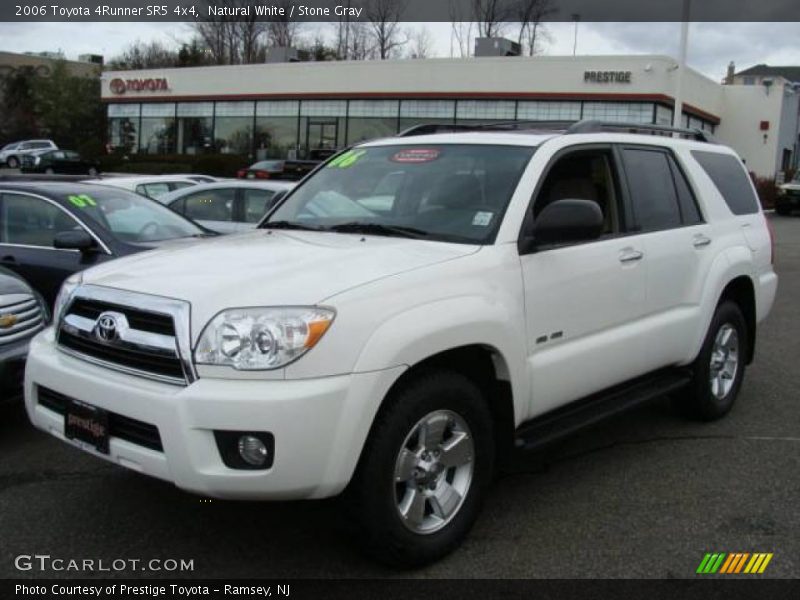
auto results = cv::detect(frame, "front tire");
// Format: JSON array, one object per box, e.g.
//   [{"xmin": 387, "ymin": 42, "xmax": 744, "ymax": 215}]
[
  {"xmin": 348, "ymin": 370, "xmax": 494, "ymax": 567},
  {"xmin": 676, "ymin": 301, "xmax": 747, "ymax": 421},
  {"xmin": 6, "ymin": 156, "xmax": 19, "ymax": 169}
]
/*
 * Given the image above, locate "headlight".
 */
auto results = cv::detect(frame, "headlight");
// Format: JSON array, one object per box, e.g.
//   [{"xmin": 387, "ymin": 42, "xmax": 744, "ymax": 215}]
[
  {"xmin": 194, "ymin": 307, "xmax": 335, "ymax": 370},
  {"xmin": 52, "ymin": 274, "xmax": 82, "ymax": 326},
  {"xmin": 34, "ymin": 156, "xmax": 41, "ymax": 165}
]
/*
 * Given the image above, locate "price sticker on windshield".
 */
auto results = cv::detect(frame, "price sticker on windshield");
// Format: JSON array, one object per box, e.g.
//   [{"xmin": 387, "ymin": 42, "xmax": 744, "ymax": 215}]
[
  {"xmin": 68, "ymin": 194, "xmax": 97, "ymax": 208},
  {"xmin": 390, "ymin": 148, "xmax": 440, "ymax": 164}
]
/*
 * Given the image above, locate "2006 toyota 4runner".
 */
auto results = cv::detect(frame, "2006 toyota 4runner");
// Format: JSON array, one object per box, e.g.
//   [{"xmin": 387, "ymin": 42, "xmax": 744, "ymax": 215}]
[{"xmin": 24, "ymin": 121, "xmax": 777, "ymax": 565}]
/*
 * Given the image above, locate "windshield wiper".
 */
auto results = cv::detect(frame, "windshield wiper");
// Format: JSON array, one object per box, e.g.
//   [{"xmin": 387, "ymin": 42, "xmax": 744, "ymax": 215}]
[
  {"xmin": 261, "ymin": 220, "xmax": 323, "ymax": 232},
  {"xmin": 327, "ymin": 222, "xmax": 429, "ymax": 239}
]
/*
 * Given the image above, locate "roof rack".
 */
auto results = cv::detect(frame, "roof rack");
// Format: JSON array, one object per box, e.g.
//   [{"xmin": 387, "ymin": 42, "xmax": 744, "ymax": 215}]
[
  {"xmin": 566, "ymin": 120, "xmax": 717, "ymax": 143},
  {"xmin": 396, "ymin": 118, "xmax": 716, "ymax": 143}
]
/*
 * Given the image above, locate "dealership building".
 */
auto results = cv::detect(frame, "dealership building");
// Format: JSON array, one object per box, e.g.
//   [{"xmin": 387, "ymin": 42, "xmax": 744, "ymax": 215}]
[{"xmin": 101, "ymin": 54, "xmax": 800, "ymax": 178}]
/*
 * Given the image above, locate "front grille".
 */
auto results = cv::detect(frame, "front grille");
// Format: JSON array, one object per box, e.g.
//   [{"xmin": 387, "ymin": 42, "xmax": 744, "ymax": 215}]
[
  {"xmin": 59, "ymin": 330, "xmax": 185, "ymax": 379},
  {"xmin": 37, "ymin": 386, "xmax": 163, "ymax": 452},
  {"xmin": 57, "ymin": 292, "xmax": 189, "ymax": 385},
  {"xmin": 0, "ymin": 294, "xmax": 45, "ymax": 345},
  {"xmin": 68, "ymin": 298, "xmax": 174, "ymax": 336}
]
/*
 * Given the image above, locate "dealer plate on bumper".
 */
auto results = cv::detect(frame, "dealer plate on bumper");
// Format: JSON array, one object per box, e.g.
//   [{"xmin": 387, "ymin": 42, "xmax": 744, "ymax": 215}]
[{"xmin": 65, "ymin": 400, "xmax": 110, "ymax": 454}]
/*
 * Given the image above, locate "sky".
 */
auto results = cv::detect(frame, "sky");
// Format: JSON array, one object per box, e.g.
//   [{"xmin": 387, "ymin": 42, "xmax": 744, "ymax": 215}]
[{"xmin": 1, "ymin": 21, "xmax": 800, "ymax": 81}]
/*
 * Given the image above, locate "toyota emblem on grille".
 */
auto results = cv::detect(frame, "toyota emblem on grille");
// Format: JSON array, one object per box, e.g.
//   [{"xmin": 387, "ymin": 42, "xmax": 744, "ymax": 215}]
[{"xmin": 94, "ymin": 311, "xmax": 126, "ymax": 342}]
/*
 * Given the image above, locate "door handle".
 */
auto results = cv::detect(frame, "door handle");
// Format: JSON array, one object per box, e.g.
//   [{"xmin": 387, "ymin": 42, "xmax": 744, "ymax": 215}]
[
  {"xmin": 693, "ymin": 234, "xmax": 712, "ymax": 248},
  {"xmin": 619, "ymin": 249, "xmax": 644, "ymax": 263}
]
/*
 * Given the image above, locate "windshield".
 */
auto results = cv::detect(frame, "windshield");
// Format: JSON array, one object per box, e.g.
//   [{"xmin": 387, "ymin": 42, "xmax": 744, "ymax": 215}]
[
  {"xmin": 265, "ymin": 144, "xmax": 534, "ymax": 244},
  {"xmin": 60, "ymin": 187, "xmax": 205, "ymax": 243}
]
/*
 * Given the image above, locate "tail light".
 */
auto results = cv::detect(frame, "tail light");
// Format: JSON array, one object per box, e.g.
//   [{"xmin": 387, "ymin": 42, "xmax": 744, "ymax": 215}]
[
  {"xmin": 236, "ymin": 169, "xmax": 246, "ymax": 178},
  {"xmin": 255, "ymin": 170, "xmax": 270, "ymax": 179}
]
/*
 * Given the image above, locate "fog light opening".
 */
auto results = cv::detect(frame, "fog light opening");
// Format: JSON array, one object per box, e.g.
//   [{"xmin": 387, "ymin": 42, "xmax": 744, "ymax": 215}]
[{"xmin": 238, "ymin": 435, "xmax": 269, "ymax": 466}]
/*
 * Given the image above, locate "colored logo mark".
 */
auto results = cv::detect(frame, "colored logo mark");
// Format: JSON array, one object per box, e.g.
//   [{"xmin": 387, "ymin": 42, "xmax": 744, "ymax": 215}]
[{"xmin": 696, "ymin": 552, "xmax": 773, "ymax": 574}]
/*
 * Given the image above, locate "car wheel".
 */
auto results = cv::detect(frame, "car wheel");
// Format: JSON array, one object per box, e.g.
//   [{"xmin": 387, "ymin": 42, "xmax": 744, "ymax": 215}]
[
  {"xmin": 88, "ymin": 167, "xmax": 98, "ymax": 177},
  {"xmin": 347, "ymin": 369, "xmax": 494, "ymax": 567},
  {"xmin": 675, "ymin": 300, "xmax": 747, "ymax": 421},
  {"xmin": 44, "ymin": 167, "xmax": 54, "ymax": 174},
  {"xmin": 6, "ymin": 156, "xmax": 18, "ymax": 169}
]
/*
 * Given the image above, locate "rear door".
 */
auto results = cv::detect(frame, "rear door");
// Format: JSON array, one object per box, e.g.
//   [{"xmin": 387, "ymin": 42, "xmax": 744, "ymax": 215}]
[
  {"xmin": 520, "ymin": 144, "xmax": 649, "ymax": 416},
  {"xmin": 0, "ymin": 191, "xmax": 110, "ymax": 306},
  {"xmin": 239, "ymin": 187, "xmax": 278, "ymax": 231},
  {"xmin": 617, "ymin": 145, "xmax": 712, "ymax": 369}
]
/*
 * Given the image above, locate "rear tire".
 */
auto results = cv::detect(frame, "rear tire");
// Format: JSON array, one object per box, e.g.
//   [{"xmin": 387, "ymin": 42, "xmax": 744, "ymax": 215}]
[
  {"xmin": 6, "ymin": 156, "xmax": 18, "ymax": 169},
  {"xmin": 675, "ymin": 301, "xmax": 747, "ymax": 421},
  {"xmin": 347, "ymin": 369, "xmax": 494, "ymax": 567},
  {"xmin": 44, "ymin": 167, "xmax": 54, "ymax": 174}
]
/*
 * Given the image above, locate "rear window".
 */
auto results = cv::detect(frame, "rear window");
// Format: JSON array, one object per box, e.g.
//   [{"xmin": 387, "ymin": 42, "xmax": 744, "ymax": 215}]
[{"xmin": 691, "ymin": 151, "xmax": 759, "ymax": 215}]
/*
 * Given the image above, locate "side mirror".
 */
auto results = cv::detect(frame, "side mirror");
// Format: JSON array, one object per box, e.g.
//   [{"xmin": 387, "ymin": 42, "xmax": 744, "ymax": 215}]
[
  {"xmin": 530, "ymin": 199, "xmax": 604, "ymax": 247},
  {"xmin": 53, "ymin": 230, "xmax": 96, "ymax": 252}
]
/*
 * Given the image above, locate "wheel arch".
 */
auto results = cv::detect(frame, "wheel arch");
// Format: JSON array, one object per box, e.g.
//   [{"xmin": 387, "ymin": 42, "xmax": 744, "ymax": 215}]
[{"xmin": 718, "ymin": 275, "xmax": 757, "ymax": 364}]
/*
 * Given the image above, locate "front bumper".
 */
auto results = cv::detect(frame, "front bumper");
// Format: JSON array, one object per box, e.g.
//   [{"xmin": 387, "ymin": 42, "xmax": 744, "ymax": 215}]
[{"xmin": 25, "ymin": 330, "xmax": 405, "ymax": 500}]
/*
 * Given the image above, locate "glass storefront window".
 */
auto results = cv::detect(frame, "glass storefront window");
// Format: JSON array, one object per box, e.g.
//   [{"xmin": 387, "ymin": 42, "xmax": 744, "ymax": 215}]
[
  {"xmin": 347, "ymin": 100, "xmax": 399, "ymax": 144},
  {"xmin": 107, "ymin": 104, "xmax": 140, "ymax": 154},
  {"xmin": 177, "ymin": 103, "xmax": 213, "ymax": 155},
  {"xmin": 140, "ymin": 103, "xmax": 176, "ymax": 154},
  {"xmin": 655, "ymin": 104, "xmax": 673, "ymax": 125},
  {"xmin": 516, "ymin": 101, "xmax": 581, "ymax": 121},
  {"xmin": 399, "ymin": 100, "xmax": 455, "ymax": 131},
  {"xmin": 215, "ymin": 102, "xmax": 254, "ymax": 155},
  {"xmin": 582, "ymin": 101, "xmax": 653, "ymax": 123},
  {"xmin": 456, "ymin": 100, "xmax": 516, "ymax": 123},
  {"xmin": 255, "ymin": 117, "xmax": 299, "ymax": 160}
]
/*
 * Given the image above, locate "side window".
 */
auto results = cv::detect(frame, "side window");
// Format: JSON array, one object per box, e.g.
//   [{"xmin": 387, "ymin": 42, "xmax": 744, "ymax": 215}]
[
  {"xmin": 691, "ymin": 150, "xmax": 759, "ymax": 215},
  {"xmin": 622, "ymin": 148, "xmax": 681, "ymax": 232},
  {"xmin": 182, "ymin": 189, "xmax": 235, "ymax": 222},
  {"xmin": 242, "ymin": 188, "xmax": 276, "ymax": 223},
  {"xmin": 136, "ymin": 183, "xmax": 171, "ymax": 199},
  {"xmin": 667, "ymin": 155, "xmax": 703, "ymax": 225},
  {"xmin": 169, "ymin": 181, "xmax": 194, "ymax": 192},
  {"xmin": 0, "ymin": 193, "xmax": 81, "ymax": 247},
  {"xmin": 533, "ymin": 149, "xmax": 621, "ymax": 235}
]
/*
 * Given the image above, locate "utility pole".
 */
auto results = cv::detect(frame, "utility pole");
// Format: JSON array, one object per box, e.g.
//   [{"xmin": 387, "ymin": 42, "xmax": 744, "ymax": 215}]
[{"xmin": 673, "ymin": 0, "xmax": 691, "ymax": 130}]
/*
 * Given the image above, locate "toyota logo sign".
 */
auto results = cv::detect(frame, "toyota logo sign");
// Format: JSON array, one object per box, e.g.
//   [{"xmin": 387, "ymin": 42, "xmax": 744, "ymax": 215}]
[
  {"xmin": 109, "ymin": 78, "xmax": 126, "ymax": 95},
  {"xmin": 93, "ymin": 311, "xmax": 128, "ymax": 343}
]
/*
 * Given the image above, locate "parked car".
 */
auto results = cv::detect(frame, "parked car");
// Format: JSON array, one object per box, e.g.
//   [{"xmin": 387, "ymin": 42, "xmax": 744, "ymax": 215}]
[
  {"xmin": 237, "ymin": 159, "xmax": 320, "ymax": 181},
  {"xmin": 20, "ymin": 149, "xmax": 100, "ymax": 176},
  {"xmin": 87, "ymin": 176, "xmax": 198, "ymax": 201},
  {"xmin": 0, "ymin": 267, "xmax": 48, "ymax": 396},
  {"xmin": 0, "ymin": 181, "xmax": 211, "ymax": 306},
  {"xmin": 775, "ymin": 172, "xmax": 800, "ymax": 215},
  {"xmin": 23, "ymin": 121, "xmax": 777, "ymax": 566},
  {"xmin": 159, "ymin": 180, "xmax": 295, "ymax": 234},
  {"xmin": 0, "ymin": 140, "xmax": 58, "ymax": 169},
  {"xmin": 172, "ymin": 174, "xmax": 221, "ymax": 184}
]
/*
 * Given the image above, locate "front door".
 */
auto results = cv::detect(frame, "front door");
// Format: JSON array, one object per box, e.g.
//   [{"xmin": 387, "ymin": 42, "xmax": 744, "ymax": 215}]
[
  {"xmin": 305, "ymin": 120, "xmax": 338, "ymax": 160},
  {"xmin": 520, "ymin": 146, "xmax": 648, "ymax": 416}
]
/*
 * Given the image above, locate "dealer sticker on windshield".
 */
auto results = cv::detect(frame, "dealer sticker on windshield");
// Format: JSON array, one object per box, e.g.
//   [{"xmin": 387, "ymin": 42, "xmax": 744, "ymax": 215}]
[
  {"xmin": 472, "ymin": 211, "xmax": 493, "ymax": 227},
  {"xmin": 390, "ymin": 148, "xmax": 440, "ymax": 164}
]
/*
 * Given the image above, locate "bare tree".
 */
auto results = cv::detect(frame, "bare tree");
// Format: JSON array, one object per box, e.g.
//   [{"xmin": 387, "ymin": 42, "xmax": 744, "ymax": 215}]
[
  {"xmin": 266, "ymin": 0, "xmax": 301, "ymax": 47},
  {"xmin": 331, "ymin": 19, "xmax": 374, "ymax": 60},
  {"xmin": 448, "ymin": 0, "xmax": 474, "ymax": 57},
  {"xmin": 408, "ymin": 27, "xmax": 434, "ymax": 59},
  {"xmin": 108, "ymin": 40, "xmax": 180, "ymax": 70},
  {"xmin": 473, "ymin": 0, "xmax": 513, "ymax": 38},
  {"xmin": 365, "ymin": 0, "xmax": 407, "ymax": 59},
  {"xmin": 515, "ymin": 0, "xmax": 555, "ymax": 56},
  {"xmin": 193, "ymin": 0, "xmax": 268, "ymax": 65}
]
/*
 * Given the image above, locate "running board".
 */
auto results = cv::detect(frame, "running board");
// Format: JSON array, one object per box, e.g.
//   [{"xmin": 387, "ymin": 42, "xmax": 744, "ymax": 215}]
[{"xmin": 514, "ymin": 369, "xmax": 693, "ymax": 451}]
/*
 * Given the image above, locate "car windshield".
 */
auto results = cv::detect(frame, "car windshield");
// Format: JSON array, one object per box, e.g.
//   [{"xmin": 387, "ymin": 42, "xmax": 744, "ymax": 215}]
[
  {"xmin": 2, "ymin": 143, "xmax": 18, "ymax": 151},
  {"xmin": 59, "ymin": 187, "xmax": 205, "ymax": 243},
  {"xmin": 264, "ymin": 144, "xmax": 535, "ymax": 244}
]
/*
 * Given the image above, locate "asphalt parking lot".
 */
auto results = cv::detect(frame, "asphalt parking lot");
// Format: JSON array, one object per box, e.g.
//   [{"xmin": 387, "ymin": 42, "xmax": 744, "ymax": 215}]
[{"xmin": 0, "ymin": 214, "xmax": 798, "ymax": 579}]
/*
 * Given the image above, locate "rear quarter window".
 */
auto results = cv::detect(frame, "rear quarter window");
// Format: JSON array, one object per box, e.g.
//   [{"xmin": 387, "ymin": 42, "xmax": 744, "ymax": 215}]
[{"xmin": 691, "ymin": 150, "xmax": 760, "ymax": 215}]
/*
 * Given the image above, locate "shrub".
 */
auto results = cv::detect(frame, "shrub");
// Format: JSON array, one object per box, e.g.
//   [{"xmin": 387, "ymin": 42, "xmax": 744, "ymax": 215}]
[{"xmin": 753, "ymin": 176, "xmax": 777, "ymax": 210}]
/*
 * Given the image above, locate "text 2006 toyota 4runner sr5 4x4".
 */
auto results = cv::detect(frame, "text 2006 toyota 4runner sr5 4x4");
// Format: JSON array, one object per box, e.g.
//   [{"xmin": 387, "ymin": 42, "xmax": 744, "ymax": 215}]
[{"xmin": 25, "ymin": 121, "xmax": 777, "ymax": 565}]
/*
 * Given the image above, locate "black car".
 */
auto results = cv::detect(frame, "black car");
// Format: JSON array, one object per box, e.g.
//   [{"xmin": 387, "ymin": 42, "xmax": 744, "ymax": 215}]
[
  {"xmin": 0, "ymin": 266, "xmax": 48, "ymax": 396},
  {"xmin": 0, "ymin": 182, "xmax": 212, "ymax": 307},
  {"xmin": 20, "ymin": 149, "xmax": 100, "ymax": 176}
]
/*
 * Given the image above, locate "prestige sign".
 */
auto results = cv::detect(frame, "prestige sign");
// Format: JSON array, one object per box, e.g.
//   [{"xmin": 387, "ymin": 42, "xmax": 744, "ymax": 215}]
[
  {"xmin": 109, "ymin": 77, "xmax": 169, "ymax": 94},
  {"xmin": 584, "ymin": 70, "xmax": 632, "ymax": 83}
]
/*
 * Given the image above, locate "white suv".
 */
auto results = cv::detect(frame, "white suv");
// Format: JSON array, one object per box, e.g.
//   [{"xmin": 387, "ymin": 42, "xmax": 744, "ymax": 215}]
[
  {"xmin": 24, "ymin": 121, "xmax": 777, "ymax": 566},
  {"xmin": 0, "ymin": 140, "xmax": 58, "ymax": 168}
]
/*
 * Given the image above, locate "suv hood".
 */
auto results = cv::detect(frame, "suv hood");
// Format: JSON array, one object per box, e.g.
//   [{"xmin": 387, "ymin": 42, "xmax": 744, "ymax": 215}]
[{"xmin": 81, "ymin": 229, "xmax": 479, "ymax": 309}]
